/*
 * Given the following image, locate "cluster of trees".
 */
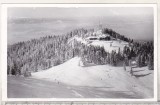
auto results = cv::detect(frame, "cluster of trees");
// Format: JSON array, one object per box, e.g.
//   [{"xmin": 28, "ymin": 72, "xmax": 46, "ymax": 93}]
[
  {"xmin": 7, "ymin": 27, "xmax": 154, "ymax": 76},
  {"xmin": 7, "ymin": 28, "xmax": 91, "ymax": 75},
  {"xmin": 8, "ymin": 36, "xmax": 70, "ymax": 75},
  {"xmin": 121, "ymin": 41, "xmax": 154, "ymax": 69},
  {"xmin": 102, "ymin": 28, "xmax": 153, "ymax": 69},
  {"xmin": 102, "ymin": 28, "xmax": 133, "ymax": 43},
  {"xmin": 80, "ymin": 45, "xmax": 123, "ymax": 66},
  {"xmin": 76, "ymin": 36, "xmax": 153, "ymax": 69},
  {"xmin": 131, "ymin": 41, "xmax": 154, "ymax": 69},
  {"xmin": 72, "ymin": 40, "xmax": 154, "ymax": 68},
  {"xmin": 68, "ymin": 40, "xmax": 123, "ymax": 66}
]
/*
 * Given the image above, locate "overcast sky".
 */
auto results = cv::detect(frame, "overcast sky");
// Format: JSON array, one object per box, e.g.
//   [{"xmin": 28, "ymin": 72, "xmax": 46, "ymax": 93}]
[
  {"xmin": 8, "ymin": 7, "xmax": 153, "ymax": 19},
  {"xmin": 8, "ymin": 7, "xmax": 154, "ymax": 44}
]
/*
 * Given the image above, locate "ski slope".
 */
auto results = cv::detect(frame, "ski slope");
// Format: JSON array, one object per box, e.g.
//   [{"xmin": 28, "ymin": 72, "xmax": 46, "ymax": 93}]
[
  {"xmin": 90, "ymin": 40, "xmax": 129, "ymax": 53},
  {"xmin": 32, "ymin": 57, "xmax": 153, "ymax": 98},
  {"xmin": 68, "ymin": 35, "xmax": 129, "ymax": 53}
]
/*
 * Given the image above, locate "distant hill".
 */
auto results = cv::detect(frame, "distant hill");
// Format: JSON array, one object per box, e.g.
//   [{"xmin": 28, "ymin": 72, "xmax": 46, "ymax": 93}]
[{"xmin": 7, "ymin": 27, "xmax": 154, "ymax": 76}]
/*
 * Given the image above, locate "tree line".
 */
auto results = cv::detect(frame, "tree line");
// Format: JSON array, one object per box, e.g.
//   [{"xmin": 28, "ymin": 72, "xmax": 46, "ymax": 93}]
[
  {"xmin": 102, "ymin": 28, "xmax": 133, "ymax": 42},
  {"xmin": 69, "ymin": 39, "xmax": 153, "ymax": 69},
  {"xmin": 7, "ymin": 28, "xmax": 89, "ymax": 75},
  {"xmin": 7, "ymin": 27, "xmax": 154, "ymax": 76}
]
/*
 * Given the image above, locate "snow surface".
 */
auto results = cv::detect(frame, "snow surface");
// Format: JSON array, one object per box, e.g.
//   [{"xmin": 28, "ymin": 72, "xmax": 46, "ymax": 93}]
[
  {"xmin": 90, "ymin": 40, "xmax": 128, "ymax": 53},
  {"xmin": 32, "ymin": 57, "xmax": 153, "ymax": 98},
  {"xmin": 68, "ymin": 35, "xmax": 129, "ymax": 53}
]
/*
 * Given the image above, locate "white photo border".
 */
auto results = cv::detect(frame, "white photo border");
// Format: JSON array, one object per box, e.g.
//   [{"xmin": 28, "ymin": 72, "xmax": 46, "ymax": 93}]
[{"xmin": 1, "ymin": 4, "xmax": 158, "ymax": 102}]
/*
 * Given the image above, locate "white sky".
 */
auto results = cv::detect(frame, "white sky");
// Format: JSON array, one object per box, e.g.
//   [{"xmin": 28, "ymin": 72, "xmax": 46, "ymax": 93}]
[
  {"xmin": 8, "ymin": 7, "xmax": 153, "ymax": 19},
  {"xmin": 8, "ymin": 7, "xmax": 154, "ymax": 44}
]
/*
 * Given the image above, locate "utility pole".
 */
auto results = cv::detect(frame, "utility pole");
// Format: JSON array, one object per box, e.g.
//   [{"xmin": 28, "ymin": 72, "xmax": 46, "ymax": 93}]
[{"xmin": 98, "ymin": 19, "xmax": 102, "ymax": 30}]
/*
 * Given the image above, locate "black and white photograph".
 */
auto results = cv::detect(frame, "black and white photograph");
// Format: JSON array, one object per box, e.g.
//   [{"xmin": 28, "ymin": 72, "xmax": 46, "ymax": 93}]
[{"xmin": 3, "ymin": 4, "xmax": 157, "ymax": 100}]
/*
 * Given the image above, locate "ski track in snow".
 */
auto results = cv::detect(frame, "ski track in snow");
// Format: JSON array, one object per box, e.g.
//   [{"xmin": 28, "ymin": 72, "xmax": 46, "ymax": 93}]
[{"xmin": 71, "ymin": 90, "xmax": 84, "ymax": 98}]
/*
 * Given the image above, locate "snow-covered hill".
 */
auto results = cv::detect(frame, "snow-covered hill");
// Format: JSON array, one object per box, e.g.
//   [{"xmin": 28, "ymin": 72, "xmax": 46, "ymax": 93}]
[
  {"xmin": 32, "ymin": 57, "xmax": 153, "ymax": 98},
  {"xmin": 68, "ymin": 30, "xmax": 130, "ymax": 53}
]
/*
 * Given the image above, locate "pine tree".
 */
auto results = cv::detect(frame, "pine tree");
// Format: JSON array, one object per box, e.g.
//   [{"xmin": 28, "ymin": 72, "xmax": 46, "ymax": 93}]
[{"xmin": 148, "ymin": 53, "xmax": 153, "ymax": 70}]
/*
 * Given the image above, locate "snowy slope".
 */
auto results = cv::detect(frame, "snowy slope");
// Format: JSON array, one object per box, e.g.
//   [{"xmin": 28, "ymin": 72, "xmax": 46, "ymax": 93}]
[
  {"xmin": 90, "ymin": 40, "xmax": 128, "ymax": 53},
  {"xmin": 32, "ymin": 57, "xmax": 153, "ymax": 98},
  {"xmin": 88, "ymin": 30, "xmax": 129, "ymax": 53},
  {"xmin": 68, "ymin": 35, "xmax": 129, "ymax": 53}
]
